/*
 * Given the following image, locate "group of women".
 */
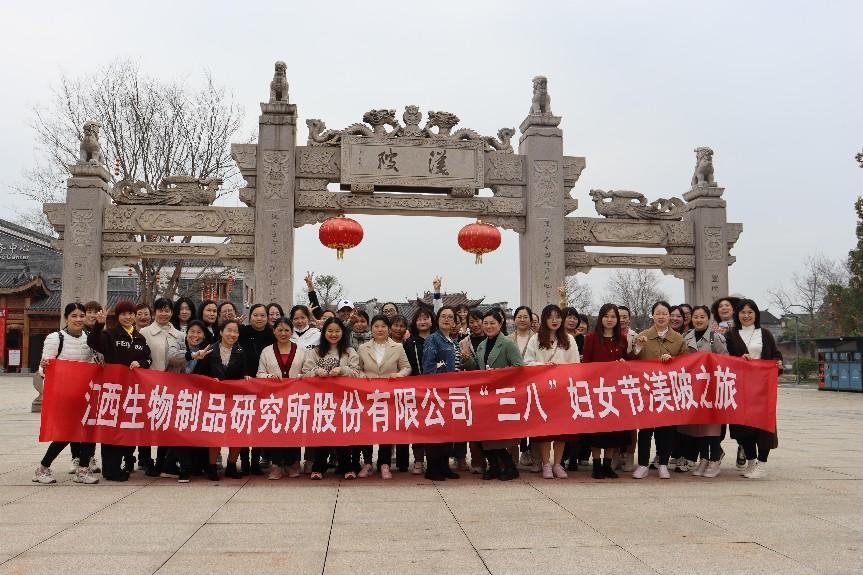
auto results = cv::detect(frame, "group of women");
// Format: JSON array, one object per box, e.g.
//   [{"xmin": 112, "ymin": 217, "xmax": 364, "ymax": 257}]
[{"xmin": 33, "ymin": 275, "xmax": 781, "ymax": 486}]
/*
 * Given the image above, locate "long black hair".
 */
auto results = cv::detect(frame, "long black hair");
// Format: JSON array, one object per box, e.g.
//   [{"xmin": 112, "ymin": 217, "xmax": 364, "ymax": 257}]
[
  {"xmin": 317, "ymin": 316, "xmax": 350, "ymax": 357},
  {"xmin": 594, "ymin": 303, "xmax": 622, "ymax": 343},
  {"xmin": 734, "ymin": 298, "xmax": 762, "ymax": 328},
  {"xmin": 538, "ymin": 304, "xmax": 570, "ymax": 350},
  {"xmin": 171, "ymin": 297, "xmax": 196, "ymax": 330},
  {"xmin": 410, "ymin": 306, "xmax": 437, "ymax": 336}
]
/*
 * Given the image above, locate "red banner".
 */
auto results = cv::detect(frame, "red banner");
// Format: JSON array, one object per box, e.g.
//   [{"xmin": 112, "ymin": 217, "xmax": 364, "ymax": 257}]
[{"xmin": 40, "ymin": 353, "xmax": 777, "ymax": 447}]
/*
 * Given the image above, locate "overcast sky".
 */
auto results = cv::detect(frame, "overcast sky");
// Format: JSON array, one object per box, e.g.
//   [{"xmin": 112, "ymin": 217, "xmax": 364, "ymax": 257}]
[{"xmin": 1, "ymin": 1, "xmax": 860, "ymax": 312}]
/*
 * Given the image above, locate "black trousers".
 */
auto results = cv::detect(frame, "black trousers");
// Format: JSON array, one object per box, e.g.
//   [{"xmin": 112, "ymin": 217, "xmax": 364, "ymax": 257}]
[
  {"xmin": 740, "ymin": 436, "xmax": 771, "ymax": 462},
  {"xmin": 101, "ymin": 444, "xmax": 127, "ymax": 476},
  {"xmin": 267, "ymin": 447, "xmax": 300, "ymax": 467},
  {"xmin": 671, "ymin": 430, "xmax": 696, "ymax": 461},
  {"xmin": 451, "ymin": 442, "xmax": 467, "ymax": 459},
  {"xmin": 42, "ymin": 441, "xmax": 94, "ymax": 468},
  {"xmin": 312, "ymin": 447, "xmax": 334, "ymax": 474},
  {"xmin": 637, "ymin": 426, "xmax": 675, "ymax": 467},
  {"xmin": 395, "ymin": 444, "xmax": 410, "ymax": 470}
]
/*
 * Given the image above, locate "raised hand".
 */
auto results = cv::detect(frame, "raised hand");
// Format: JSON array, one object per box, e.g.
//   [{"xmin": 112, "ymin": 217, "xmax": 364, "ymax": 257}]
[
  {"xmin": 305, "ymin": 271, "xmax": 315, "ymax": 290},
  {"xmin": 433, "ymin": 275, "xmax": 442, "ymax": 292}
]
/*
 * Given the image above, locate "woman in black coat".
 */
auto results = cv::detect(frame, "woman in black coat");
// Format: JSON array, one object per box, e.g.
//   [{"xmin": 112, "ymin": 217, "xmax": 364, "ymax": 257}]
[
  {"xmin": 194, "ymin": 319, "xmax": 250, "ymax": 479},
  {"xmin": 725, "ymin": 299, "xmax": 783, "ymax": 480},
  {"xmin": 237, "ymin": 304, "xmax": 276, "ymax": 475}
]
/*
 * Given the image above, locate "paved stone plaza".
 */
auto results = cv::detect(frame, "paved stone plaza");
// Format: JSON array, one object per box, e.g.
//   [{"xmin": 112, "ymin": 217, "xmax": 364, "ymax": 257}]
[{"xmin": 0, "ymin": 376, "xmax": 860, "ymax": 574}]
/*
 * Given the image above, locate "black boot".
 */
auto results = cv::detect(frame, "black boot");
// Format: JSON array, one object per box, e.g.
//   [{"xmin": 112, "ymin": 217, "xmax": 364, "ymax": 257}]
[
  {"xmin": 602, "ymin": 458, "xmax": 618, "ymax": 479},
  {"xmin": 424, "ymin": 456, "xmax": 446, "ymax": 481},
  {"xmin": 441, "ymin": 456, "xmax": 460, "ymax": 479},
  {"xmin": 239, "ymin": 449, "xmax": 251, "ymax": 476},
  {"xmin": 225, "ymin": 461, "xmax": 241, "ymax": 479},
  {"xmin": 592, "ymin": 459, "xmax": 604, "ymax": 479},
  {"xmin": 498, "ymin": 450, "xmax": 520, "ymax": 481},
  {"xmin": 482, "ymin": 450, "xmax": 500, "ymax": 480},
  {"xmin": 206, "ymin": 464, "xmax": 219, "ymax": 481},
  {"xmin": 250, "ymin": 447, "xmax": 264, "ymax": 475}
]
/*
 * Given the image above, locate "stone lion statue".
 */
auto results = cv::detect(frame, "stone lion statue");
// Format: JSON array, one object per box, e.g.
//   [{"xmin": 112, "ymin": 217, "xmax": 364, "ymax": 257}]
[
  {"xmin": 269, "ymin": 61, "xmax": 288, "ymax": 103},
  {"xmin": 691, "ymin": 146, "xmax": 715, "ymax": 186},
  {"xmin": 78, "ymin": 120, "xmax": 103, "ymax": 165},
  {"xmin": 530, "ymin": 75, "xmax": 552, "ymax": 115}
]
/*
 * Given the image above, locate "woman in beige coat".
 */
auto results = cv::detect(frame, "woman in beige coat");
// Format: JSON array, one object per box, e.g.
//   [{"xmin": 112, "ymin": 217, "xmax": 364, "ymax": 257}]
[
  {"xmin": 357, "ymin": 314, "xmax": 412, "ymax": 479},
  {"xmin": 257, "ymin": 317, "xmax": 308, "ymax": 480}
]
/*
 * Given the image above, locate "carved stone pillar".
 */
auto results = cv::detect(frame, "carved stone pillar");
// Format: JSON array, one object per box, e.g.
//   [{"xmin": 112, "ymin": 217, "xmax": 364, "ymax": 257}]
[
  {"xmin": 60, "ymin": 164, "xmax": 111, "ymax": 319},
  {"xmin": 517, "ymin": 113, "xmax": 565, "ymax": 311},
  {"xmin": 683, "ymin": 183, "xmax": 732, "ymax": 306},
  {"xmin": 254, "ymin": 97, "xmax": 297, "ymax": 306}
]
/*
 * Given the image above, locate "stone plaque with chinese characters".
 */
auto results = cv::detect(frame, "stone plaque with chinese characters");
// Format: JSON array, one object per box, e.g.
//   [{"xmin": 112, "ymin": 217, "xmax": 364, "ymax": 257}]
[{"xmin": 340, "ymin": 136, "xmax": 484, "ymax": 189}]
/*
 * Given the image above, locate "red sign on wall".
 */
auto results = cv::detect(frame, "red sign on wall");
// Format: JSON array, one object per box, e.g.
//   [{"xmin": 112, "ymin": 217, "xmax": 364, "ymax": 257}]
[{"xmin": 0, "ymin": 308, "xmax": 7, "ymax": 366}]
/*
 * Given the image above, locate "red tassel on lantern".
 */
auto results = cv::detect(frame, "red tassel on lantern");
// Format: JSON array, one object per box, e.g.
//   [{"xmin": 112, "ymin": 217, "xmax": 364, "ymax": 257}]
[
  {"xmin": 319, "ymin": 215, "xmax": 364, "ymax": 260},
  {"xmin": 458, "ymin": 220, "xmax": 502, "ymax": 264}
]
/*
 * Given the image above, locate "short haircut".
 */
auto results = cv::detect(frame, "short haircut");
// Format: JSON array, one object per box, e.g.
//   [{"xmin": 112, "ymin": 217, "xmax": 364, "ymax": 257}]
[
  {"xmin": 734, "ymin": 298, "xmax": 762, "ymax": 328},
  {"xmin": 84, "ymin": 300, "xmax": 102, "ymax": 313},
  {"xmin": 410, "ymin": 306, "xmax": 437, "ymax": 335},
  {"xmin": 114, "ymin": 300, "xmax": 137, "ymax": 316},
  {"xmin": 63, "ymin": 302, "xmax": 86, "ymax": 318},
  {"xmin": 354, "ymin": 309, "xmax": 370, "ymax": 324},
  {"xmin": 153, "ymin": 297, "xmax": 173, "ymax": 312},
  {"xmin": 267, "ymin": 303, "xmax": 285, "ymax": 317},
  {"xmin": 390, "ymin": 314, "xmax": 408, "ymax": 327},
  {"xmin": 711, "ymin": 297, "xmax": 741, "ymax": 323},
  {"xmin": 370, "ymin": 314, "xmax": 392, "ymax": 328},
  {"xmin": 273, "ymin": 316, "xmax": 293, "ymax": 331},
  {"xmin": 651, "ymin": 301, "xmax": 672, "ymax": 314},
  {"xmin": 135, "ymin": 302, "xmax": 151, "ymax": 313},
  {"xmin": 692, "ymin": 305, "xmax": 711, "ymax": 320}
]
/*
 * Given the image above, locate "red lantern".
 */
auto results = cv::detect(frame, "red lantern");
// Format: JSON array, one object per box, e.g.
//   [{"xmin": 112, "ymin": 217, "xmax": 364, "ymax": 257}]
[
  {"xmin": 458, "ymin": 220, "xmax": 501, "ymax": 264},
  {"xmin": 319, "ymin": 215, "xmax": 364, "ymax": 260}
]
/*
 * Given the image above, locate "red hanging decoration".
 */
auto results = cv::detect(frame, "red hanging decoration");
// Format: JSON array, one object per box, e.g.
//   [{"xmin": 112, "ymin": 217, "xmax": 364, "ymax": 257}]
[
  {"xmin": 319, "ymin": 215, "xmax": 364, "ymax": 260},
  {"xmin": 458, "ymin": 220, "xmax": 501, "ymax": 264}
]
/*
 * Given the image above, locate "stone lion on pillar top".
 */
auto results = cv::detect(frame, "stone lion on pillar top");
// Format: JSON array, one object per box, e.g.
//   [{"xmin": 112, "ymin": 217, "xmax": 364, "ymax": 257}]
[
  {"xmin": 269, "ymin": 60, "xmax": 289, "ymax": 103},
  {"xmin": 691, "ymin": 146, "xmax": 716, "ymax": 186},
  {"xmin": 78, "ymin": 120, "xmax": 103, "ymax": 165},
  {"xmin": 530, "ymin": 75, "xmax": 552, "ymax": 115}
]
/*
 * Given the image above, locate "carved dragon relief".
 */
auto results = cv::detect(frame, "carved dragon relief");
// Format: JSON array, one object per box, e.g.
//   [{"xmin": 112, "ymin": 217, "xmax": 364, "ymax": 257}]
[
  {"xmin": 588, "ymin": 190, "xmax": 685, "ymax": 221},
  {"xmin": 111, "ymin": 175, "xmax": 222, "ymax": 206},
  {"xmin": 307, "ymin": 105, "xmax": 514, "ymax": 153}
]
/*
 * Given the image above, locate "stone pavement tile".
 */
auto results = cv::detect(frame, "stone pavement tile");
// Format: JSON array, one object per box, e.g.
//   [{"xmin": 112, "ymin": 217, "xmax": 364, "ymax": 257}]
[
  {"xmin": 763, "ymin": 493, "xmax": 863, "ymax": 515},
  {"xmin": 809, "ymin": 479, "xmax": 863, "ymax": 495},
  {"xmin": 0, "ymin": 501, "xmax": 112, "ymax": 525},
  {"xmin": 328, "ymin": 520, "xmax": 471, "ymax": 552},
  {"xmin": 209, "ymin": 499, "xmax": 335, "ymax": 524},
  {"xmin": 549, "ymin": 494, "xmax": 671, "ymax": 518},
  {"xmin": 121, "ymin": 483, "xmax": 239, "ymax": 505},
  {"xmin": 29, "ymin": 522, "xmax": 201, "ymax": 554},
  {"xmin": 700, "ymin": 509, "xmax": 856, "ymax": 541},
  {"xmin": 478, "ymin": 545, "xmax": 647, "ymax": 575},
  {"xmin": 804, "ymin": 512, "xmax": 863, "ymax": 533},
  {"xmin": 761, "ymin": 535, "xmax": 863, "ymax": 575},
  {"xmin": 84, "ymin": 501, "xmax": 225, "ymax": 524},
  {"xmin": 0, "ymin": 466, "xmax": 75, "ymax": 486},
  {"xmin": 335, "ymin": 499, "xmax": 454, "ymax": 523},
  {"xmin": 180, "ymin": 522, "xmax": 332, "ymax": 553},
  {"xmin": 0, "ymin": 552, "xmax": 173, "ymax": 575},
  {"xmin": 335, "ymin": 482, "xmax": 441, "ymax": 502},
  {"xmin": 24, "ymin": 483, "xmax": 139, "ymax": 507},
  {"xmin": 0, "ymin": 522, "xmax": 71, "ymax": 555},
  {"xmin": 436, "ymin": 481, "xmax": 546, "ymax": 503},
  {"xmin": 229, "ymin": 482, "xmax": 337, "ymax": 502},
  {"xmin": 450, "ymin": 498, "xmax": 573, "ymax": 523},
  {"xmin": 622, "ymin": 542, "xmax": 818, "ymax": 575},
  {"xmin": 0, "ymin": 461, "xmax": 31, "ymax": 474},
  {"xmin": 0, "ymin": 485, "xmax": 45, "ymax": 505},
  {"xmin": 157, "ymin": 550, "xmax": 325, "ymax": 574},
  {"xmin": 584, "ymin": 514, "xmax": 736, "ymax": 545},
  {"xmin": 461, "ymin": 517, "xmax": 611, "ymax": 550},
  {"xmin": 816, "ymin": 465, "xmax": 863, "ymax": 479},
  {"xmin": 324, "ymin": 549, "xmax": 488, "ymax": 575}
]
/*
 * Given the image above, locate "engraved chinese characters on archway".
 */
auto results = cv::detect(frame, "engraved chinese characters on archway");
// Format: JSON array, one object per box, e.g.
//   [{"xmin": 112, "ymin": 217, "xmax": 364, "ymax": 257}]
[{"xmin": 341, "ymin": 136, "xmax": 483, "ymax": 188}]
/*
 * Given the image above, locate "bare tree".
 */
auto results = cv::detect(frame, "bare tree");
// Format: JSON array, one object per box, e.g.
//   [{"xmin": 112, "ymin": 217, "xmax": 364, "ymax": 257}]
[
  {"xmin": 562, "ymin": 276, "xmax": 596, "ymax": 315},
  {"xmin": 295, "ymin": 274, "xmax": 345, "ymax": 311},
  {"xmin": 603, "ymin": 269, "xmax": 668, "ymax": 330},
  {"xmin": 767, "ymin": 253, "xmax": 847, "ymax": 337},
  {"xmin": 14, "ymin": 59, "xmax": 245, "ymax": 302}
]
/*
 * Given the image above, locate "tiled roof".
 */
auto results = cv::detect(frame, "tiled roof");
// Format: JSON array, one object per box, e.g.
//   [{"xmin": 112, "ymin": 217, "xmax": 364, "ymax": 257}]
[
  {"xmin": 27, "ymin": 290, "xmax": 139, "ymax": 313},
  {"xmin": 0, "ymin": 218, "xmax": 58, "ymax": 249},
  {"xmin": 0, "ymin": 272, "xmax": 37, "ymax": 289},
  {"xmin": 351, "ymin": 293, "xmax": 508, "ymax": 321}
]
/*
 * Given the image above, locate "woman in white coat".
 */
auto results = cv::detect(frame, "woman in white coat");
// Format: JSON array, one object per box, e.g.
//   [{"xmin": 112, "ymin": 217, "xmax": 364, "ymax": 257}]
[{"xmin": 257, "ymin": 317, "xmax": 308, "ymax": 479}]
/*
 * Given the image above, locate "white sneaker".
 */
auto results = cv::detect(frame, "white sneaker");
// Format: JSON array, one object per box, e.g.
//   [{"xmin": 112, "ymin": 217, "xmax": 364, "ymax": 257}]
[
  {"xmin": 746, "ymin": 461, "xmax": 767, "ymax": 479},
  {"xmin": 69, "ymin": 458, "xmax": 79, "ymax": 474},
  {"xmin": 703, "ymin": 461, "xmax": 722, "ymax": 478},
  {"xmin": 658, "ymin": 465, "xmax": 671, "ymax": 479},
  {"xmin": 33, "ymin": 466, "xmax": 56, "ymax": 484},
  {"xmin": 267, "ymin": 465, "xmax": 284, "ymax": 480},
  {"xmin": 380, "ymin": 464, "xmax": 392, "ymax": 480},
  {"xmin": 691, "ymin": 459, "xmax": 709, "ymax": 477},
  {"xmin": 411, "ymin": 461, "xmax": 425, "ymax": 475},
  {"xmin": 88, "ymin": 456, "xmax": 101, "ymax": 474},
  {"xmin": 676, "ymin": 459, "xmax": 690, "ymax": 473},
  {"xmin": 72, "ymin": 466, "xmax": 99, "ymax": 484},
  {"xmin": 519, "ymin": 452, "xmax": 533, "ymax": 467},
  {"xmin": 358, "ymin": 463, "xmax": 373, "ymax": 478},
  {"xmin": 741, "ymin": 459, "xmax": 757, "ymax": 477},
  {"xmin": 632, "ymin": 465, "xmax": 649, "ymax": 479}
]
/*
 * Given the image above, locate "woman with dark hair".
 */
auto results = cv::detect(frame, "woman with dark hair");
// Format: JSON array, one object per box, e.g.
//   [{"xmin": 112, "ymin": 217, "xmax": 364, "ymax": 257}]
[
  {"xmin": 34, "ymin": 302, "xmax": 98, "ymax": 485},
  {"xmin": 581, "ymin": 303, "xmax": 630, "ymax": 479},
  {"xmin": 726, "ymin": 299, "xmax": 783, "ymax": 479},
  {"xmin": 524, "ymin": 304, "xmax": 580, "ymax": 479},
  {"xmin": 198, "ymin": 299, "xmax": 219, "ymax": 339},
  {"xmin": 88, "ymin": 299, "xmax": 152, "ymax": 482},
  {"xmin": 669, "ymin": 305, "xmax": 685, "ymax": 334},
  {"xmin": 257, "ymin": 317, "xmax": 308, "ymax": 480},
  {"xmin": 357, "ymin": 314, "xmax": 411, "ymax": 479},
  {"xmin": 217, "ymin": 301, "xmax": 238, "ymax": 324},
  {"xmin": 266, "ymin": 303, "xmax": 285, "ymax": 328},
  {"xmin": 238, "ymin": 303, "xmax": 276, "ymax": 475},
  {"xmin": 301, "ymin": 317, "xmax": 360, "ymax": 479},
  {"xmin": 421, "ymin": 306, "xmax": 462, "ymax": 481},
  {"xmin": 631, "ymin": 300, "xmax": 689, "ymax": 480},
  {"xmin": 403, "ymin": 306, "xmax": 436, "ymax": 474},
  {"xmin": 457, "ymin": 308, "xmax": 487, "ymax": 474},
  {"xmin": 389, "ymin": 315, "xmax": 408, "ymax": 343},
  {"xmin": 711, "ymin": 297, "xmax": 740, "ymax": 335},
  {"xmin": 681, "ymin": 306, "xmax": 728, "ymax": 478},
  {"xmin": 463, "ymin": 308, "xmax": 525, "ymax": 481},
  {"xmin": 135, "ymin": 302, "xmax": 152, "ymax": 332},
  {"xmin": 290, "ymin": 304, "xmax": 321, "ymax": 349},
  {"xmin": 509, "ymin": 306, "xmax": 534, "ymax": 358},
  {"xmin": 171, "ymin": 297, "xmax": 196, "ymax": 334},
  {"xmin": 454, "ymin": 303, "xmax": 471, "ymax": 339},
  {"xmin": 679, "ymin": 303, "xmax": 693, "ymax": 333},
  {"xmin": 381, "ymin": 302, "xmax": 399, "ymax": 319},
  {"xmin": 176, "ymin": 319, "xmax": 215, "ymax": 481},
  {"xmin": 349, "ymin": 309, "xmax": 372, "ymax": 350},
  {"xmin": 194, "ymin": 318, "xmax": 250, "ymax": 479}
]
